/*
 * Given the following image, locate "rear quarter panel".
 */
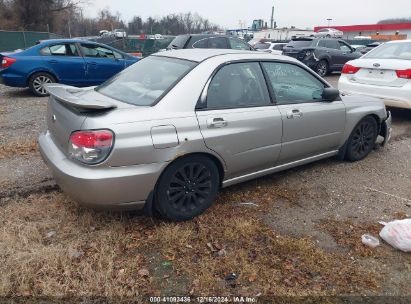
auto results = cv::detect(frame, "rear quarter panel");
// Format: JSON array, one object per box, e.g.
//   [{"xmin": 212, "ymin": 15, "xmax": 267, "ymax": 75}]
[{"xmin": 1, "ymin": 55, "xmax": 56, "ymax": 87}]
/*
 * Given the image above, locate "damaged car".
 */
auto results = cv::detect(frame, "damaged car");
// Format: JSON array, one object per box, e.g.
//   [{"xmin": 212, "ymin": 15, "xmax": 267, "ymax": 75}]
[{"xmin": 39, "ymin": 49, "xmax": 391, "ymax": 221}]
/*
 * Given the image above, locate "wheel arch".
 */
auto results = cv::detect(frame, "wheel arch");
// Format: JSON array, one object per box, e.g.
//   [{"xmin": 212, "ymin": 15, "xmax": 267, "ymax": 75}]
[
  {"xmin": 26, "ymin": 69, "xmax": 59, "ymax": 86},
  {"xmin": 158, "ymin": 152, "xmax": 226, "ymax": 188}
]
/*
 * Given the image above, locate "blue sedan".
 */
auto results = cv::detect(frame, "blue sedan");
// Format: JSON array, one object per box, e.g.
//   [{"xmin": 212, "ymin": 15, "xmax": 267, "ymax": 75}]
[{"xmin": 0, "ymin": 39, "xmax": 139, "ymax": 96}]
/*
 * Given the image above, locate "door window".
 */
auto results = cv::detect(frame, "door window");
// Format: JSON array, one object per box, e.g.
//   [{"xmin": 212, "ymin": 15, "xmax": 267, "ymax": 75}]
[
  {"xmin": 262, "ymin": 62, "xmax": 326, "ymax": 105},
  {"xmin": 80, "ymin": 44, "xmax": 120, "ymax": 59},
  {"xmin": 325, "ymin": 40, "xmax": 339, "ymax": 49},
  {"xmin": 206, "ymin": 62, "xmax": 271, "ymax": 109},
  {"xmin": 228, "ymin": 38, "xmax": 252, "ymax": 50},
  {"xmin": 192, "ymin": 38, "xmax": 209, "ymax": 48},
  {"xmin": 207, "ymin": 37, "xmax": 228, "ymax": 49},
  {"xmin": 40, "ymin": 44, "xmax": 79, "ymax": 56},
  {"xmin": 339, "ymin": 41, "xmax": 351, "ymax": 52},
  {"xmin": 318, "ymin": 40, "xmax": 327, "ymax": 48}
]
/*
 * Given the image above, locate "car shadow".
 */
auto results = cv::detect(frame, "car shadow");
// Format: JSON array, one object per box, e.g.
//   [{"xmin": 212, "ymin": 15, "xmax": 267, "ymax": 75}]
[{"xmin": 3, "ymin": 88, "xmax": 36, "ymax": 98}]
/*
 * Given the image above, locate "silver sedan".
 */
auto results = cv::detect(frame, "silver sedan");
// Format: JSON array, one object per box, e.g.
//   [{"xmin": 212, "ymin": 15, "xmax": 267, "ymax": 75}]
[{"xmin": 39, "ymin": 49, "xmax": 392, "ymax": 221}]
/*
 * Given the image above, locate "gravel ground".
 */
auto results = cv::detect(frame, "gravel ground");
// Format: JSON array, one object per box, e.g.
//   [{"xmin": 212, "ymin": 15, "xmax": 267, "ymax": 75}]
[{"xmin": 1, "ymin": 76, "xmax": 410, "ymax": 295}]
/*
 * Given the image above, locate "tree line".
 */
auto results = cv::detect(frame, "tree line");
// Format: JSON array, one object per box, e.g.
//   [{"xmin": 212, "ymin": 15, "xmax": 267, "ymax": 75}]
[
  {"xmin": 0, "ymin": 0, "xmax": 220, "ymax": 36},
  {"xmin": 378, "ymin": 17, "xmax": 411, "ymax": 24}
]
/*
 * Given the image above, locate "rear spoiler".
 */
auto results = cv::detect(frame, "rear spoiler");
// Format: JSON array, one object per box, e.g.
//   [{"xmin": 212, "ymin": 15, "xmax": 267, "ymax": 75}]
[{"xmin": 44, "ymin": 84, "xmax": 117, "ymax": 110}]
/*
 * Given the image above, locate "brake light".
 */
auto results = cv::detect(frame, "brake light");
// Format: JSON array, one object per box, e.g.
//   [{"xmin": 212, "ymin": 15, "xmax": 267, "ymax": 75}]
[
  {"xmin": 69, "ymin": 130, "xmax": 114, "ymax": 164},
  {"xmin": 342, "ymin": 64, "xmax": 360, "ymax": 74},
  {"xmin": 396, "ymin": 69, "xmax": 411, "ymax": 79},
  {"xmin": 1, "ymin": 57, "xmax": 16, "ymax": 68}
]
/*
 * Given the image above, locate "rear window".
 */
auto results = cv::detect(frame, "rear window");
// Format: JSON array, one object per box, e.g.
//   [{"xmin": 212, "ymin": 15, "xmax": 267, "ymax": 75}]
[
  {"xmin": 285, "ymin": 40, "xmax": 313, "ymax": 48},
  {"xmin": 365, "ymin": 42, "xmax": 411, "ymax": 60},
  {"xmin": 255, "ymin": 43, "xmax": 270, "ymax": 49},
  {"xmin": 97, "ymin": 56, "xmax": 196, "ymax": 106}
]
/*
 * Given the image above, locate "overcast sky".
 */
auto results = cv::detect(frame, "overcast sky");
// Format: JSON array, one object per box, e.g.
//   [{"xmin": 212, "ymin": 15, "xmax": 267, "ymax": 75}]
[{"xmin": 85, "ymin": 0, "xmax": 411, "ymax": 29}]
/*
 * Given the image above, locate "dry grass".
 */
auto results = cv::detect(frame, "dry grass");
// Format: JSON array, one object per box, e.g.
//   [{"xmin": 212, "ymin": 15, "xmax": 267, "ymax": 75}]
[
  {"xmin": 0, "ymin": 139, "xmax": 38, "ymax": 159},
  {"xmin": 316, "ymin": 219, "xmax": 383, "ymax": 257},
  {"xmin": 0, "ymin": 189, "xmax": 381, "ymax": 299}
]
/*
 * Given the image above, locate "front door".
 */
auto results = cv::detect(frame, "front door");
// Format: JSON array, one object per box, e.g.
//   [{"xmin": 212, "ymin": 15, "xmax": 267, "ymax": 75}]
[
  {"xmin": 196, "ymin": 62, "xmax": 283, "ymax": 180},
  {"xmin": 261, "ymin": 61, "xmax": 346, "ymax": 164},
  {"xmin": 336, "ymin": 40, "xmax": 358, "ymax": 68}
]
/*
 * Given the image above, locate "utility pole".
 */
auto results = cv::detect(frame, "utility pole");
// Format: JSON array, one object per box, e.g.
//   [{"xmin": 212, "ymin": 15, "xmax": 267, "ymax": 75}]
[
  {"xmin": 68, "ymin": 14, "xmax": 72, "ymax": 38},
  {"xmin": 270, "ymin": 5, "xmax": 275, "ymax": 29}
]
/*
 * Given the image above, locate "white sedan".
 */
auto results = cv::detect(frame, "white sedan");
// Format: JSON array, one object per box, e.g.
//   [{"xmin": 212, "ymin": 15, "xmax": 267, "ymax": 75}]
[
  {"xmin": 314, "ymin": 28, "xmax": 343, "ymax": 38},
  {"xmin": 254, "ymin": 42, "xmax": 286, "ymax": 55},
  {"xmin": 339, "ymin": 40, "xmax": 411, "ymax": 109}
]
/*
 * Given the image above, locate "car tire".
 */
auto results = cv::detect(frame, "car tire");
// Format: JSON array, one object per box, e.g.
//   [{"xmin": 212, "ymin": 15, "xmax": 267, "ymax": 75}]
[
  {"xmin": 154, "ymin": 155, "xmax": 220, "ymax": 222},
  {"xmin": 29, "ymin": 72, "xmax": 56, "ymax": 97},
  {"xmin": 345, "ymin": 116, "xmax": 378, "ymax": 162},
  {"xmin": 316, "ymin": 60, "xmax": 329, "ymax": 77},
  {"xmin": 326, "ymin": 34, "xmax": 331, "ymax": 38}
]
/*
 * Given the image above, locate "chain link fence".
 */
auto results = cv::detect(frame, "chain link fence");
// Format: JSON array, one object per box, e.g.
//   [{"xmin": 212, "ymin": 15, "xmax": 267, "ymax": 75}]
[{"xmin": 0, "ymin": 30, "xmax": 63, "ymax": 52}]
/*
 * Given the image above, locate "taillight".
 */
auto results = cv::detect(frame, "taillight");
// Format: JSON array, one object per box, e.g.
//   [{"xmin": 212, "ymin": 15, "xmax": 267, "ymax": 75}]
[
  {"xmin": 1, "ymin": 57, "xmax": 17, "ymax": 69},
  {"xmin": 69, "ymin": 130, "xmax": 114, "ymax": 164},
  {"xmin": 342, "ymin": 64, "xmax": 360, "ymax": 74},
  {"xmin": 396, "ymin": 69, "xmax": 411, "ymax": 79}
]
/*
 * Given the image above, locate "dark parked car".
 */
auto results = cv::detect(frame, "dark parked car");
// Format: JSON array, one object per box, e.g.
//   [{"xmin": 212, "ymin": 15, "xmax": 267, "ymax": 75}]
[
  {"xmin": 282, "ymin": 37, "xmax": 362, "ymax": 76},
  {"xmin": 360, "ymin": 42, "xmax": 383, "ymax": 54},
  {"xmin": 167, "ymin": 34, "xmax": 253, "ymax": 51},
  {"xmin": 0, "ymin": 39, "xmax": 138, "ymax": 96}
]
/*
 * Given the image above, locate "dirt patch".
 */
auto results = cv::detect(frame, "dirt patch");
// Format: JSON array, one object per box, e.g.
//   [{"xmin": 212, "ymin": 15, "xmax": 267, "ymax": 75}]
[
  {"xmin": 0, "ymin": 139, "xmax": 38, "ymax": 159},
  {"xmin": 316, "ymin": 219, "xmax": 383, "ymax": 257}
]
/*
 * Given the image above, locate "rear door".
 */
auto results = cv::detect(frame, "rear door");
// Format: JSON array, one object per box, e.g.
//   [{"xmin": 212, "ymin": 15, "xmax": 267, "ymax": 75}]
[
  {"xmin": 79, "ymin": 43, "xmax": 127, "ymax": 85},
  {"xmin": 196, "ymin": 61, "xmax": 283, "ymax": 179},
  {"xmin": 324, "ymin": 39, "xmax": 341, "ymax": 69},
  {"xmin": 40, "ymin": 43, "xmax": 86, "ymax": 86},
  {"xmin": 262, "ymin": 61, "xmax": 346, "ymax": 164}
]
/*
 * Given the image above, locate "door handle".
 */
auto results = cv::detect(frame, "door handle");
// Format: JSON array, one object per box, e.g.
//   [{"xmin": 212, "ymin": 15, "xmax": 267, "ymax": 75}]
[
  {"xmin": 286, "ymin": 109, "xmax": 303, "ymax": 119},
  {"xmin": 48, "ymin": 60, "xmax": 58, "ymax": 64},
  {"xmin": 207, "ymin": 117, "xmax": 228, "ymax": 128}
]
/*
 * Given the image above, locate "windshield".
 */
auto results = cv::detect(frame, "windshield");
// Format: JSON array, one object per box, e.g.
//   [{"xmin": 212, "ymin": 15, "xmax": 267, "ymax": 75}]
[
  {"xmin": 255, "ymin": 43, "xmax": 270, "ymax": 49},
  {"xmin": 285, "ymin": 40, "xmax": 313, "ymax": 48},
  {"xmin": 97, "ymin": 56, "xmax": 197, "ymax": 106},
  {"xmin": 365, "ymin": 42, "xmax": 411, "ymax": 60}
]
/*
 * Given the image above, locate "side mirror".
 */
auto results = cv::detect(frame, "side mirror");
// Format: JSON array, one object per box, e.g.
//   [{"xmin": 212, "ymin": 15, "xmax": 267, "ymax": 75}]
[{"xmin": 322, "ymin": 88, "xmax": 340, "ymax": 102}]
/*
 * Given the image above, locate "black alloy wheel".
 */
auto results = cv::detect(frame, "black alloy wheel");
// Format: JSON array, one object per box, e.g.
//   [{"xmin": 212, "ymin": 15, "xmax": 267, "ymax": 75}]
[
  {"xmin": 155, "ymin": 156, "xmax": 219, "ymax": 221},
  {"xmin": 345, "ymin": 116, "xmax": 378, "ymax": 161}
]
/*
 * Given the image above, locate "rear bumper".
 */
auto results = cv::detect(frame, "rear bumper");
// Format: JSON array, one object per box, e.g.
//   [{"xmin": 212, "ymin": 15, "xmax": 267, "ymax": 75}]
[
  {"xmin": 39, "ymin": 130, "xmax": 167, "ymax": 211},
  {"xmin": 0, "ymin": 71, "xmax": 27, "ymax": 87},
  {"xmin": 339, "ymin": 75, "xmax": 411, "ymax": 109}
]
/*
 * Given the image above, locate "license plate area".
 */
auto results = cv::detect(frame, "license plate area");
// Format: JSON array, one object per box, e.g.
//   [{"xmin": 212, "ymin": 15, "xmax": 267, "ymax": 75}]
[{"xmin": 366, "ymin": 69, "xmax": 386, "ymax": 79}]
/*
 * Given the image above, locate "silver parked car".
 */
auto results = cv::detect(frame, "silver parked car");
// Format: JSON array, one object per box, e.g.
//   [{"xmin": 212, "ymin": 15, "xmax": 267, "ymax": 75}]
[{"xmin": 39, "ymin": 49, "xmax": 392, "ymax": 221}]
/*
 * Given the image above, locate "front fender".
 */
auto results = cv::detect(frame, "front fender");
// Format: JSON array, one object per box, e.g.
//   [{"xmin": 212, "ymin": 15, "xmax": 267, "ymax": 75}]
[{"xmin": 340, "ymin": 95, "xmax": 388, "ymax": 145}]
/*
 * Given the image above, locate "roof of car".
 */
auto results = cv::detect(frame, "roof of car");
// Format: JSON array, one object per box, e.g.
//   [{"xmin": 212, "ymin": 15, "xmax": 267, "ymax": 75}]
[
  {"xmin": 153, "ymin": 49, "xmax": 296, "ymax": 63},
  {"xmin": 39, "ymin": 38, "xmax": 101, "ymax": 44}
]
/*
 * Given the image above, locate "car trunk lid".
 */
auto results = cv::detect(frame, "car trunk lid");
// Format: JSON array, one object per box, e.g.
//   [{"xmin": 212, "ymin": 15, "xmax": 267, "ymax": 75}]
[
  {"xmin": 45, "ymin": 84, "xmax": 126, "ymax": 154},
  {"xmin": 348, "ymin": 59, "xmax": 410, "ymax": 87}
]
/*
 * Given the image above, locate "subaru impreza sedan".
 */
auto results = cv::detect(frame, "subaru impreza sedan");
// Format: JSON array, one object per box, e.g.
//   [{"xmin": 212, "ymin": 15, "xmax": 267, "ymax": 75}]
[{"xmin": 39, "ymin": 49, "xmax": 391, "ymax": 221}]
